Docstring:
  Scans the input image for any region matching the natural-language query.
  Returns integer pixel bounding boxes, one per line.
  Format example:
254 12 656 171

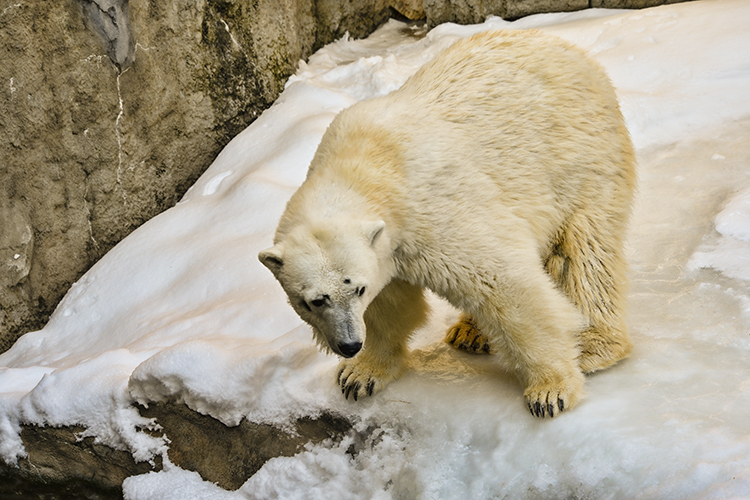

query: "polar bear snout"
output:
307 301 368 358
337 341 362 358
326 314 365 358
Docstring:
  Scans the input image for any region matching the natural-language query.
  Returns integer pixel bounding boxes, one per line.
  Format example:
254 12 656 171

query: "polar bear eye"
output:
300 300 312 312
343 279 351 285
357 286 366 297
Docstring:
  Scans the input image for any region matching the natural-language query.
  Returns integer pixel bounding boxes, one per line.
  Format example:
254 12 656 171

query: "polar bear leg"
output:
545 213 633 374
337 279 428 400
444 313 491 354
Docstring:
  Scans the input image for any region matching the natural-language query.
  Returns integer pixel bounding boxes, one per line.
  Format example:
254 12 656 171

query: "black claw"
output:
337 368 345 384
533 401 542 417
528 402 534 416
352 382 361 401
446 329 457 343
558 398 565 413
547 403 555 418
366 379 375 397
345 383 353 400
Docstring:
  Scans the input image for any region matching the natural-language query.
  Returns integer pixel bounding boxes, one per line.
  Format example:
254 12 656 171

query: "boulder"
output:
139 403 353 490
0 424 158 499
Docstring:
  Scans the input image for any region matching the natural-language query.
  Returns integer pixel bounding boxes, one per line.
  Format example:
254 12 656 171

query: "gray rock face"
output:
80 0 135 69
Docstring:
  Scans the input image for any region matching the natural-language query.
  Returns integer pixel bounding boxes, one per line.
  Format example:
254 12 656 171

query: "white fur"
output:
260 29 636 416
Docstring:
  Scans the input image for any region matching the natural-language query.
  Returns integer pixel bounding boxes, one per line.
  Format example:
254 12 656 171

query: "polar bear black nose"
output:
338 341 362 358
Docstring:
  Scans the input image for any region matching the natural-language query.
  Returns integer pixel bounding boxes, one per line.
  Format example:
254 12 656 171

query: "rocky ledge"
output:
1 402 352 498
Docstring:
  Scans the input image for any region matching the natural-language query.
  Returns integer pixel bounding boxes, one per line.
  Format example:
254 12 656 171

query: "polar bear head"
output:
259 219 392 358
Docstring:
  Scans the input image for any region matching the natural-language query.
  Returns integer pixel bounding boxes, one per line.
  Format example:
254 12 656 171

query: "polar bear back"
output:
321 30 634 246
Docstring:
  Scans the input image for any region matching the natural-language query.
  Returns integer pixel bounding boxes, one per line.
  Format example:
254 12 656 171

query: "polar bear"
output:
259 29 636 418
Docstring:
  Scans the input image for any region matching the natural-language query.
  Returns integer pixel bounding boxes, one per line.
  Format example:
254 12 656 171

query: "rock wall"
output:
0 0 685 352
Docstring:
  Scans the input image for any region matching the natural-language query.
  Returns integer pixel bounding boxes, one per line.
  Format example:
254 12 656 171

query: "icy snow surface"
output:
2 0 750 498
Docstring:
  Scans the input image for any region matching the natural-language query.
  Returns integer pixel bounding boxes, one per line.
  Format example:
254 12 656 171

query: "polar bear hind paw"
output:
445 314 491 354
578 333 633 374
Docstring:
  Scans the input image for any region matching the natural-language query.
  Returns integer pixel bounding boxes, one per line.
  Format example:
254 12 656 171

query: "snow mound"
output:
691 186 750 282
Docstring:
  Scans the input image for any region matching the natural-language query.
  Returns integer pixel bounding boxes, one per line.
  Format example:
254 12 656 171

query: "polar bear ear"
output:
365 220 386 247
258 245 284 274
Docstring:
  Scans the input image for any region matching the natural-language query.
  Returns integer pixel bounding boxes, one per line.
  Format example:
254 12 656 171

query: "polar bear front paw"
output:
336 356 403 401
524 374 584 418
445 314 492 354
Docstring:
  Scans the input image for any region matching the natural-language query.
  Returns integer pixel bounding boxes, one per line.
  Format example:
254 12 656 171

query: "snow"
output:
2 0 750 497
690 186 750 282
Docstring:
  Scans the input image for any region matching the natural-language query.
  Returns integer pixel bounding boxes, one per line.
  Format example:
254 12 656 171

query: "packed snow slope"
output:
2 0 750 498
